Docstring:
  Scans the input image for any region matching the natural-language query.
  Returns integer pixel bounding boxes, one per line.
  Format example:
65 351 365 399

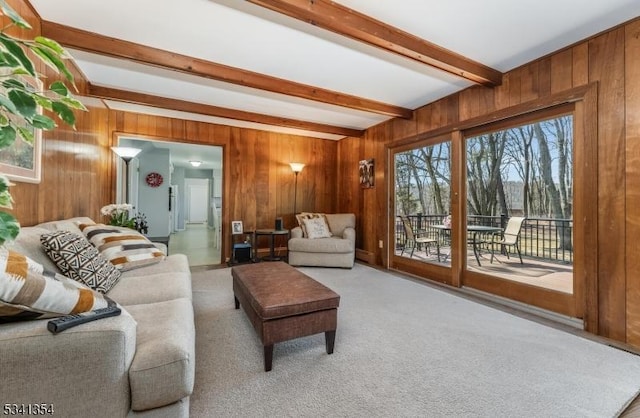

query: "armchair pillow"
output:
295 212 331 238
303 217 332 239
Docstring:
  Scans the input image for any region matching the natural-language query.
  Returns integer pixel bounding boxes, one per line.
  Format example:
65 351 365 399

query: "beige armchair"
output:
288 213 356 268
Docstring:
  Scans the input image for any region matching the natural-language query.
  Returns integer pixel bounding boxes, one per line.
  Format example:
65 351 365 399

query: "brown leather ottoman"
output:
231 261 340 371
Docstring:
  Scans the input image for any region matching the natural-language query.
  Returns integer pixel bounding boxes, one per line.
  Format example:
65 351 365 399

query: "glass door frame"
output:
387 84 598 324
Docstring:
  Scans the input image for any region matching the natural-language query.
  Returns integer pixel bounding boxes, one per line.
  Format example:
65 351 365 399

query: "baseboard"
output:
356 249 375 264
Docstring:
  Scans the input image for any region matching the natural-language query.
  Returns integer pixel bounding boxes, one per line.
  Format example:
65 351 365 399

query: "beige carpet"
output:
189 264 640 417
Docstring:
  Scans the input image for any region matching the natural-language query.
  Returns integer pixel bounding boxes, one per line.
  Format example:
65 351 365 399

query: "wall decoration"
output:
359 158 375 188
0 76 43 184
231 220 243 235
145 172 163 187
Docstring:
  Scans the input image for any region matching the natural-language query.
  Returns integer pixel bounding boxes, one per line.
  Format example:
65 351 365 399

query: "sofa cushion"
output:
40 231 121 293
78 223 165 271
288 236 354 254
126 298 195 411
119 254 190 278
303 217 332 239
36 217 95 235
108 272 192 306
0 249 113 322
7 226 61 274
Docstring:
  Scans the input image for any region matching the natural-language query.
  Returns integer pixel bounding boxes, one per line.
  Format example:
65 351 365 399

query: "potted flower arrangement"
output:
101 203 136 229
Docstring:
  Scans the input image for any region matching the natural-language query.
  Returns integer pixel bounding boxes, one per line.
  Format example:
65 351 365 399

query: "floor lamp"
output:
111 146 142 204
289 162 305 215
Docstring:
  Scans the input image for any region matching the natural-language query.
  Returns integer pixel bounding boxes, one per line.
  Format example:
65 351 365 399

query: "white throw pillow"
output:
303 217 332 239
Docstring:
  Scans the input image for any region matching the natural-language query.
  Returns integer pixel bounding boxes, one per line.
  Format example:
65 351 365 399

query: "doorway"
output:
116 136 223 267
186 178 209 223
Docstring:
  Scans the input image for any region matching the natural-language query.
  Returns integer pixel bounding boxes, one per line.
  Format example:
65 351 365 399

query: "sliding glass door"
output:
464 113 573 294
392 137 455 279
389 103 582 318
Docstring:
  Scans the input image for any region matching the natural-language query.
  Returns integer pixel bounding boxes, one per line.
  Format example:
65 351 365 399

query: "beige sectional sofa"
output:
0 217 195 417
288 213 356 268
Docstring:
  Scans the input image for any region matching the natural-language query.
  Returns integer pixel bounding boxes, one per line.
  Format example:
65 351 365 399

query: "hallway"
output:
169 223 221 267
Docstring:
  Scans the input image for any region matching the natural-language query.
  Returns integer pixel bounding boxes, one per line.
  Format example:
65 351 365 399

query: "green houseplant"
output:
0 0 86 245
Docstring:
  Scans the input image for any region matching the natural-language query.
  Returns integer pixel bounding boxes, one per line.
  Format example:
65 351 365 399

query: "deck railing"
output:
396 214 573 264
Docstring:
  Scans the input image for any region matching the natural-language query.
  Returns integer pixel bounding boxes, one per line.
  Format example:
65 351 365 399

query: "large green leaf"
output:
29 45 74 85
0 126 16 148
49 80 69 97
0 211 20 246
0 1 31 29
33 95 53 111
0 34 35 76
0 94 18 114
52 101 75 127
31 114 56 131
16 126 34 144
0 51 20 67
60 96 87 111
33 37 66 56
2 78 26 90
8 89 37 119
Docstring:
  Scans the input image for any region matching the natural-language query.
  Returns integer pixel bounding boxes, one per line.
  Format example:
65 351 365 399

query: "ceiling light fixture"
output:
190 161 202 167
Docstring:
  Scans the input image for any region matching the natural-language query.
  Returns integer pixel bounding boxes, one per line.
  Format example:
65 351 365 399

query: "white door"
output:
187 181 208 223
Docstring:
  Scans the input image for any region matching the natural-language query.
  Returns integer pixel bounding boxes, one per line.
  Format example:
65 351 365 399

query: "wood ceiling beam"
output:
42 21 412 119
88 84 364 137
246 0 503 86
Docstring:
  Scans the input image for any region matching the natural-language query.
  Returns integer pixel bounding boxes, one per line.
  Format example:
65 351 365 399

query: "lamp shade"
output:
111 147 142 161
289 162 305 173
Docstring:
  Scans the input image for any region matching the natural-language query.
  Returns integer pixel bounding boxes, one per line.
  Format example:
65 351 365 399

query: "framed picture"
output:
0 76 43 184
231 220 243 235
359 158 374 188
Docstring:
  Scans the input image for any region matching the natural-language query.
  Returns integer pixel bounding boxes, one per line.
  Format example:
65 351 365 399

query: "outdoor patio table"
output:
431 225 502 266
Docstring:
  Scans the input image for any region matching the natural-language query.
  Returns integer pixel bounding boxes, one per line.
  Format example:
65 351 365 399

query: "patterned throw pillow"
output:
302 217 333 239
78 223 165 271
295 212 331 238
0 249 114 323
40 231 121 293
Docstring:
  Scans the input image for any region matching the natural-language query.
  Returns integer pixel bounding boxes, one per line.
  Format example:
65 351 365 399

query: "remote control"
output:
47 305 122 334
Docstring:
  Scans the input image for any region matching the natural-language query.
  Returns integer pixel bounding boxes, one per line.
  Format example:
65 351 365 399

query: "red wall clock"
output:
145 172 163 187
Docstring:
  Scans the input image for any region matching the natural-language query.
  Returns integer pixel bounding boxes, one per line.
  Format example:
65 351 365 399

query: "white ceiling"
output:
30 0 640 141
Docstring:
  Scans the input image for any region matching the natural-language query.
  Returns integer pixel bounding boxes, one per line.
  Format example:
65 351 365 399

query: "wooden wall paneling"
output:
625 19 640 345
550 49 573 93
520 61 540 103
415 106 433 133
458 87 480 121
589 28 627 340
573 85 599 330
537 56 552 98
450 130 463 287
390 113 417 140
296 134 313 215
572 43 589 87
337 136 360 215
257 131 274 230
360 127 377 259
508 67 523 107
375 124 390 266
493 72 510 111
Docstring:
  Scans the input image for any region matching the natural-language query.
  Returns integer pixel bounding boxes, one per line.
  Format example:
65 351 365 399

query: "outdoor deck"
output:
395 246 573 294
